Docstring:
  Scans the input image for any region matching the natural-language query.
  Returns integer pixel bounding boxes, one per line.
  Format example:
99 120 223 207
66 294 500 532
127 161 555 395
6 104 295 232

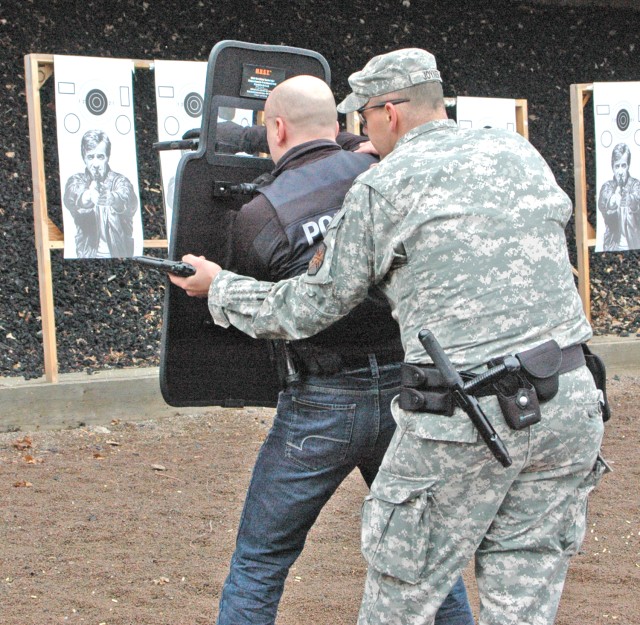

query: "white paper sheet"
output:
456 96 517 132
154 60 207 241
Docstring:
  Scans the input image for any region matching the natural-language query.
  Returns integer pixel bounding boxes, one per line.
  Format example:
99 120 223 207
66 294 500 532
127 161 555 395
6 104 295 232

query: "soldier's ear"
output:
385 103 399 131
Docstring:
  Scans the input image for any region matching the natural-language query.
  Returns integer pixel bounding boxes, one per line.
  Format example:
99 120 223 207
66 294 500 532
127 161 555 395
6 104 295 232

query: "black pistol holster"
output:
268 340 302 387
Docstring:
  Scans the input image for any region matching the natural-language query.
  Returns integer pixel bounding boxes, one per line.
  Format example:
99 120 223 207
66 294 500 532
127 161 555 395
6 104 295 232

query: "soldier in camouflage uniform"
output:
170 48 609 625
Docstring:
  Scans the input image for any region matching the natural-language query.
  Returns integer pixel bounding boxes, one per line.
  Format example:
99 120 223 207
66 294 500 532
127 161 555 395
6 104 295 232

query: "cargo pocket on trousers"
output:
361 475 433 584
561 454 611 556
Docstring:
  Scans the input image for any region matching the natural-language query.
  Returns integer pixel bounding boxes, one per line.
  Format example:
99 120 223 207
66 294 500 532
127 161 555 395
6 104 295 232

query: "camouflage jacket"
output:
209 119 591 370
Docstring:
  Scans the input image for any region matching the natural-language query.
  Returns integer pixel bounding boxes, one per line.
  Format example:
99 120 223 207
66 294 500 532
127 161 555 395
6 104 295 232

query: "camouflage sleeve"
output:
208 182 398 340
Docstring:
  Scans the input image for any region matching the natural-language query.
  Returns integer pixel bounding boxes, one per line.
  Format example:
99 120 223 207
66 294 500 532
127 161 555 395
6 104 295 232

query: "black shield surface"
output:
160 41 331 407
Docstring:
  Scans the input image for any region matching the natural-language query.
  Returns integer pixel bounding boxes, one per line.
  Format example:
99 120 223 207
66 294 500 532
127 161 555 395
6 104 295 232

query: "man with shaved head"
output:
202 75 473 625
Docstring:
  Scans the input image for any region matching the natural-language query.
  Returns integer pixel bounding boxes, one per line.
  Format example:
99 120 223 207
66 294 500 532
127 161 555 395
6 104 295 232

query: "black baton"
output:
418 330 513 468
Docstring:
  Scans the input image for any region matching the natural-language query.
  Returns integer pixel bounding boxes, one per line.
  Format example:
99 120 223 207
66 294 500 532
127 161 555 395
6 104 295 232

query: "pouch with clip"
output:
516 340 562 402
493 372 542 430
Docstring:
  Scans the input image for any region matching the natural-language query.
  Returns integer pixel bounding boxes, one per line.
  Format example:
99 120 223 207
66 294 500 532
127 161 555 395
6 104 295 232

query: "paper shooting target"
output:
55 65 135 139
155 62 207 139
154 60 208 241
455 96 517 132
594 90 640 150
593 82 640 253
54 55 142 259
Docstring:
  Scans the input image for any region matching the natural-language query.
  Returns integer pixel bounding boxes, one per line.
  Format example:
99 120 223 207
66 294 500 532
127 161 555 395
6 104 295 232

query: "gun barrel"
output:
133 256 196 277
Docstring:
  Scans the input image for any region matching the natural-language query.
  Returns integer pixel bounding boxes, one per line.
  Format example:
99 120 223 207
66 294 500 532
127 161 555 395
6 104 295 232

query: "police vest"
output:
260 149 375 277
260 148 404 372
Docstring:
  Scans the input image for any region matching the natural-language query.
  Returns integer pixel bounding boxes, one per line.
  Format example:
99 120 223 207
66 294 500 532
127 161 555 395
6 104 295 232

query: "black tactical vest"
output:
260 149 404 373
260 149 374 277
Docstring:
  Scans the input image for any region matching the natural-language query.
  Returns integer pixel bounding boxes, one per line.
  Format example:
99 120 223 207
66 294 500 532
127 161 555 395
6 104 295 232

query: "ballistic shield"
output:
160 40 331 407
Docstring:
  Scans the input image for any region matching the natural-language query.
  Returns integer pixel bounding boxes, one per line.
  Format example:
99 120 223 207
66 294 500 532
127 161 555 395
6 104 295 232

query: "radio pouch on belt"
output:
493 373 541 431
490 339 564 431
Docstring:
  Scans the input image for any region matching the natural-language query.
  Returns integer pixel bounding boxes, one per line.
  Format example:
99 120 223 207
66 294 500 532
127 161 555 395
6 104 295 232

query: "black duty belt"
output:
284 340 401 378
339 351 400 371
400 341 586 415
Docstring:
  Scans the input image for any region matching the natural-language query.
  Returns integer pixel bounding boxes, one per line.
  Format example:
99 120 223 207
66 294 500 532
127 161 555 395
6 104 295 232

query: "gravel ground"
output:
1 375 639 625
1 0 639 379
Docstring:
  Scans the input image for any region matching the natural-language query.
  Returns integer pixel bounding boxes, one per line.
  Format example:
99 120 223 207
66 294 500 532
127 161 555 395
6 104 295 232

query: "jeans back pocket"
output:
285 397 356 471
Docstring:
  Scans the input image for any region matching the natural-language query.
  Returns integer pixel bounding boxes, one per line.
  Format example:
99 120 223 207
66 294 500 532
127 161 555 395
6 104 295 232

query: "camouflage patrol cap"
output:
337 48 442 114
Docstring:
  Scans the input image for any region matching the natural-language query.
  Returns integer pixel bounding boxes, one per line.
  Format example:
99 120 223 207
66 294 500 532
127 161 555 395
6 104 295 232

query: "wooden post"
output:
25 54 58 382
345 111 360 135
24 53 168 382
515 99 529 140
570 83 596 321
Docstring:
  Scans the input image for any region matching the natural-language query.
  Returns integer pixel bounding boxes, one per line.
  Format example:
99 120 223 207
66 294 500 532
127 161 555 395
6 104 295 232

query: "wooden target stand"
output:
570 83 599 322
25 51 529 383
25 54 167 382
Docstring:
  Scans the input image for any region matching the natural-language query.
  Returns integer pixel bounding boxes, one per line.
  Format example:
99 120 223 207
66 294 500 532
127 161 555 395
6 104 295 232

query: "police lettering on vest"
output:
302 214 333 246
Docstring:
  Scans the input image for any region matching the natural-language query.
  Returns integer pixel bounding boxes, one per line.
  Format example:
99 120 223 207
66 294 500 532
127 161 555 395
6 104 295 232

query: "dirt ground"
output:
1 375 639 625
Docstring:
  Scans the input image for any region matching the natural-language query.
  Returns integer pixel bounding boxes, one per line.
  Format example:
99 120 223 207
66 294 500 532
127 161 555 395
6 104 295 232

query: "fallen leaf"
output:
13 436 32 450
151 464 167 471
14 481 32 488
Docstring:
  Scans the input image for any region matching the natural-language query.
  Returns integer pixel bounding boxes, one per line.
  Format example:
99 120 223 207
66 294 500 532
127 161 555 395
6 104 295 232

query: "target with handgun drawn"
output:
593 82 640 252
54 55 143 259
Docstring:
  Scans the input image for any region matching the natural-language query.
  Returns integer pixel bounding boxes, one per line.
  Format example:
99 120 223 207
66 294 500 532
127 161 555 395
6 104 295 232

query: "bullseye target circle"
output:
184 92 204 118
85 88 108 116
616 108 630 132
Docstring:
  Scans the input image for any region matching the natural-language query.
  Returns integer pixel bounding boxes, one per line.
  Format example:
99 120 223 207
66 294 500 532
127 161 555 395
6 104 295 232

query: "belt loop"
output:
368 353 380 379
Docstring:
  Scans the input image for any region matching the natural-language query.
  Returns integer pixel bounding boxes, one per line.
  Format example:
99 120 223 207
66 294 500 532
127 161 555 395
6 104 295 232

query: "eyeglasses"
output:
357 98 411 128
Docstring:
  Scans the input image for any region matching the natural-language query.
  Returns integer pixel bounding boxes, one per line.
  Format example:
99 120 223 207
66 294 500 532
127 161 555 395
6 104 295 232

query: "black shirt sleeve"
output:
228 195 286 282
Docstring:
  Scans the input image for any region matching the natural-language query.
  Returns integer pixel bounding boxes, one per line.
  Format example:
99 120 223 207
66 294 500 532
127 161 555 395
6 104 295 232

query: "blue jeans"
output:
216 356 474 625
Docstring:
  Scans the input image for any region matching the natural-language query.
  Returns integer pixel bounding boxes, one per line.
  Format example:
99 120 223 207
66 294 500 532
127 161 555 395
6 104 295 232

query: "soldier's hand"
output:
354 140 379 156
168 254 222 297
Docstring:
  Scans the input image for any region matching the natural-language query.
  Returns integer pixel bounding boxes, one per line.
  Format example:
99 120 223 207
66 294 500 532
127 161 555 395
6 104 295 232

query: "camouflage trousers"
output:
357 366 609 625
